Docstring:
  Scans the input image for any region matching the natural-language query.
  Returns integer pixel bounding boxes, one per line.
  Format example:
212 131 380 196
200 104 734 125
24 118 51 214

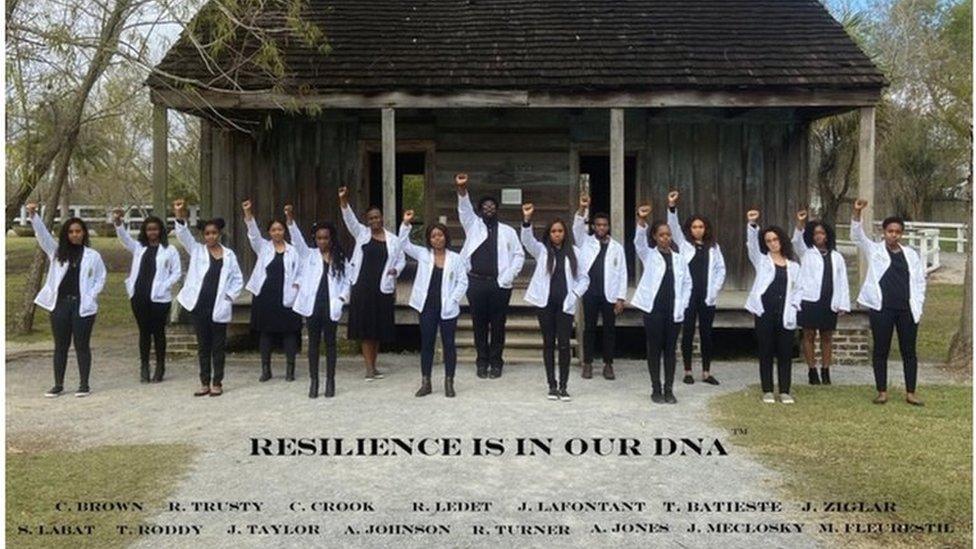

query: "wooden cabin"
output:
149 0 886 363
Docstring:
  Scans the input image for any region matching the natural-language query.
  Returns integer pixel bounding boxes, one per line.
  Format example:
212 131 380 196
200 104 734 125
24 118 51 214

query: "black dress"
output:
193 254 222 318
250 251 303 333
798 250 838 331
348 238 395 342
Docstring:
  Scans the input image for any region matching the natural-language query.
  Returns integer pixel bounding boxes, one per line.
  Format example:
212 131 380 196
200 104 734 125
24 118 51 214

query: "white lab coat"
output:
244 217 300 307
398 224 469 320
174 220 244 323
30 213 106 317
744 223 803 329
341 204 405 294
520 226 589 315
667 207 727 306
115 223 182 303
791 228 851 314
457 193 525 288
850 219 926 323
630 225 692 321
288 221 350 322
572 211 629 303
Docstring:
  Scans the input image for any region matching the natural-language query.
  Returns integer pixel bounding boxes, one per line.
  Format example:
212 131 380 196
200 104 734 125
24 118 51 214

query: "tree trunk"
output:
14 0 132 334
947 179 972 369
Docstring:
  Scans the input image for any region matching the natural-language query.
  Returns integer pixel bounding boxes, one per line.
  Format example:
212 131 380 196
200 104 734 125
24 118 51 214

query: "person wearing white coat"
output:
242 200 303 383
745 211 803 404
521 204 589 401
792 210 851 386
173 200 244 397
338 186 406 380
286 207 350 399
573 194 628 381
27 204 107 398
455 173 526 379
399 210 469 398
850 199 926 406
666 190 727 386
632 205 692 405
113 212 182 383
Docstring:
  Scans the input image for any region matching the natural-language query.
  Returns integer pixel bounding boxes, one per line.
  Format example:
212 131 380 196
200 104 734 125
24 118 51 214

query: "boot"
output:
139 362 150 383
324 361 336 397
151 363 165 383
445 377 456 398
286 361 296 382
415 376 432 397
259 362 272 382
581 363 593 379
820 367 831 385
808 367 821 385
602 363 615 380
308 378 319 398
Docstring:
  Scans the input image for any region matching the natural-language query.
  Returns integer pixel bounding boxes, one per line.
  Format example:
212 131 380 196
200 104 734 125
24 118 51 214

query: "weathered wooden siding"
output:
203 108 808 289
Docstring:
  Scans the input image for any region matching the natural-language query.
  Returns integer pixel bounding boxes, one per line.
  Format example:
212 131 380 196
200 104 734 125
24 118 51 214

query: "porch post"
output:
610 108 625 238
152 104 169 219
382 108 397 230
857 106 876 283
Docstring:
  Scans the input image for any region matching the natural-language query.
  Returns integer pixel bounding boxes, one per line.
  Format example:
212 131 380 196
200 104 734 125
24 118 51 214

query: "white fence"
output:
836 221 965 274
14 204 199 234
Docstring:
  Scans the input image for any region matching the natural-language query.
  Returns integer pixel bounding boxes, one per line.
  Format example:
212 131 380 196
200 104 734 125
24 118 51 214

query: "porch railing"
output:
15 204 199 234
836 223 946 274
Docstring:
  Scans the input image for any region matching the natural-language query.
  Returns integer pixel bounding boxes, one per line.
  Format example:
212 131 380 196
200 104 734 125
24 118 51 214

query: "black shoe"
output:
308 379 319 398
74 386 91 398
820 368 831 385
476 366 489 379
286 363 296 382
259 367 272 382
140 363 150 383
682 374 694 384
651 390 664 404
547 387 559 400
324 378 335 398
445 377 456 398
415 376 432 397
152 366 165 383
558 388 571 402
808 368 821 385
488 367 502 379
44 386 63 398
664 391 678 404
702 375 720 385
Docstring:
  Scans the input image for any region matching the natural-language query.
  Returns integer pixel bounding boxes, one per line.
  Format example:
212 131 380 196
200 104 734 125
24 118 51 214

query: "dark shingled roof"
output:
149 0 887 94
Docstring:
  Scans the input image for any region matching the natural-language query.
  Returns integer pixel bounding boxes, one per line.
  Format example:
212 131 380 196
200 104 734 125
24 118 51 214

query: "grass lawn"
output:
711 384 972 548
913 284 965 363
6 444 195 549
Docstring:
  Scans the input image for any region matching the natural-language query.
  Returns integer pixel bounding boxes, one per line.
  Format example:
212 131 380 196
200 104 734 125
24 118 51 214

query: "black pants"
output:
50 296 95 389
869 308 919 392
259 332 299 370
131 297 170 376
682 300 716 372
582 292 616 366
419 306 458 378
307 307 338 382
192 311 227 385
467 276 512 371
643 311 679 393
538 304 574 389
755 314 794 394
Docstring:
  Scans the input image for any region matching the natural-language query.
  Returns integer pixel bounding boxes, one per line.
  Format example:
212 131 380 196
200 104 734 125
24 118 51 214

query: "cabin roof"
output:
149 0 886 107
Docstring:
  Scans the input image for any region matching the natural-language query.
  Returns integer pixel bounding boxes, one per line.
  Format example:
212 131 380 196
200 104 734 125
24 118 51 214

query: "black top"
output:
57 258 81 299
652 250 675 314
134 245 158 301
761 264 788 316
470 217 499 277
315 259 331 310
424 265 444 313
358 238 389 289
194 253 223 315
586 240 608 299
818 249 834 303
689 243 708 302
880 248 911 311
547 246 568 308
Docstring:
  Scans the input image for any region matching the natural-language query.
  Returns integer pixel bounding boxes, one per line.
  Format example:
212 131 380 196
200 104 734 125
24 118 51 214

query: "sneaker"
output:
558 388 571 402
702 375 720 386
547 387 559 401
44 386 63 398
74 387 91 398
780 393 795 404
820 368 831 385
808 368 821 385
682 374 694 384
762 392 776 404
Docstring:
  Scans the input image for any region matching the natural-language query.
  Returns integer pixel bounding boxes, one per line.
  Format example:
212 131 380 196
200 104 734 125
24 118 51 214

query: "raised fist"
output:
402 209 415 224
284 204 294 218
796 210 808 222
579 195 590 209
25 202 37 217
522 203 535 219
241 199 252 212
747 210 760 223
111 208 124 226
853 199 868 212
338 186 348 199
668 191 679 207
454 173 468 187
636 204 652 219
172 199 185 215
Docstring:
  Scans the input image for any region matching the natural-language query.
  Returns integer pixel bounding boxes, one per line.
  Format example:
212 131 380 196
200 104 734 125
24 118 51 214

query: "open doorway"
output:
579 154 637 278
367 152 427 226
